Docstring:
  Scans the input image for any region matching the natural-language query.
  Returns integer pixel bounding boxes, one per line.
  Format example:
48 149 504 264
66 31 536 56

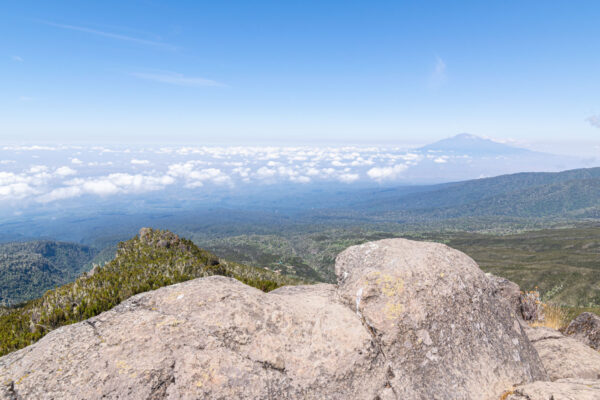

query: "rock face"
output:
0 238 546 399
507 379 600 400
486 274 523 318
486 274 544 323
335 239 546 399
524 325 600 381
565 312 600 350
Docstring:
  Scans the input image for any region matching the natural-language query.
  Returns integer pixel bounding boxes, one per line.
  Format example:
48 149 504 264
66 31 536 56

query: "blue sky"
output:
2 1 600 151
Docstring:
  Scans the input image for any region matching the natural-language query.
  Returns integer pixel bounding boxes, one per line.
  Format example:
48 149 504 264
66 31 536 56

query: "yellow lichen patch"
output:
364 271 405 320
115 360 131 375
384 302 404 320
365 271 404 298
156 318 185 328
115 360 139 378
165 291 184 302
195 366 224 389
15 372 31 385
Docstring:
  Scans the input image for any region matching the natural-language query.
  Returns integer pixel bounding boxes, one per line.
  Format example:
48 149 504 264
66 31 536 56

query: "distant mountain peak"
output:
419 134 532 156
453 133 480 140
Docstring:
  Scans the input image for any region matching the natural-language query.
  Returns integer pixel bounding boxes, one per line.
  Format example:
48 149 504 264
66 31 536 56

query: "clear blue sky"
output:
2 1 600 150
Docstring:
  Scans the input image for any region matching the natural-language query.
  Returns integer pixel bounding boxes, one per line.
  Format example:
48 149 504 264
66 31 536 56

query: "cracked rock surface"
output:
0 238 547 399
524 325 600 381
566 311 600 350
506 379 600 400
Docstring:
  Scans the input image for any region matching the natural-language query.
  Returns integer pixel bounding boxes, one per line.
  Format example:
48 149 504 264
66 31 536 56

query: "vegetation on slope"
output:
0 228 304 356
195 224 600 307
0 241 97 306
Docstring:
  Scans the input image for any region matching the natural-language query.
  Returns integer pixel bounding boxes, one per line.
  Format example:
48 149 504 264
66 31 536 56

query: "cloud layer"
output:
0 144 476 205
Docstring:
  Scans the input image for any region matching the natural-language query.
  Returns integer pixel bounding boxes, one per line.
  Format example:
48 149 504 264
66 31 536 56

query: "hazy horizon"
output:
2 1 600 152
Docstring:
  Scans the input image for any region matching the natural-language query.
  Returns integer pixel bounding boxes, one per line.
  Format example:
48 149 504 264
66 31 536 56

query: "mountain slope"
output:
0 228 304 356
0 241 97 306
419 133 532 155
347 167 600 220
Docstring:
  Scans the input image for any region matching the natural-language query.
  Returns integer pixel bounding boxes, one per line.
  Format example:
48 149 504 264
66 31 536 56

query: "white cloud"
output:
0 144 444 203
132 72 223 88
291 175 311 184
256 167 277 179
39 173 175 203
28 165 48 174
338 173 359 183
433 156 448 164
0 182 37 199
39 186 83 202
42 21 174 49
167 162 231 187
587 114 600 129
429 56 447 88
55 166 77 176
2 145 57 151
11 55 24 62
367 164 408 182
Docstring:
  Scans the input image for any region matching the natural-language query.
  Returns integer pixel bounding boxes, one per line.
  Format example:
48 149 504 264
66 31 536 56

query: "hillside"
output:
194 225 600 307
0 228 303 356
0 241 97 306
347 167 600 219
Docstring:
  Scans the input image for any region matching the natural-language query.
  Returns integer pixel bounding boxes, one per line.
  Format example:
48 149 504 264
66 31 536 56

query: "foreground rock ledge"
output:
0 239 546 399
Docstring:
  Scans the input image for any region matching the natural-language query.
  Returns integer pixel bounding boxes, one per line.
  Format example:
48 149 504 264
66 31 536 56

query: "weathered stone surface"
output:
506 378 600 400
487 273 522 319
0 278 385 400
525 325 600 381
0 238 548 399
486 274 544 323
520 291 544 322
565 312 600 350
335 239 546 399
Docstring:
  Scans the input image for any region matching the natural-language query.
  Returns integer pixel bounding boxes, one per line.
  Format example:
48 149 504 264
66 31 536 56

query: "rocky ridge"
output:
0 237 599 399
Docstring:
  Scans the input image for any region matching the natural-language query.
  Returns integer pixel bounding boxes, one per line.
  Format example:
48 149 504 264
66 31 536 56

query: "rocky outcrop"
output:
565 311 600 350
524 325 600 381
486 274 544 322
0 238 547 399
507 379 600 400
335 239 546 399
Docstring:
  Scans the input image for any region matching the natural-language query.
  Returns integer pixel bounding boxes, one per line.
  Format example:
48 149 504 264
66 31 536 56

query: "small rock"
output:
565 312 600 350
520 291 544 322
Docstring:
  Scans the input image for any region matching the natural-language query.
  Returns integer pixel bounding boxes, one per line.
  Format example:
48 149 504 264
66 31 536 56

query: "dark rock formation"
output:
486 274 544 322
565 311 600 350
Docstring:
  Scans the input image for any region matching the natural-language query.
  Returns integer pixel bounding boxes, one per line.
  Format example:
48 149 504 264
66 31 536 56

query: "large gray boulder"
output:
507 379 600 400
0 238 547 399
335 239 546 399
0 278 385 400
565 312 600 350
525 325 600 381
